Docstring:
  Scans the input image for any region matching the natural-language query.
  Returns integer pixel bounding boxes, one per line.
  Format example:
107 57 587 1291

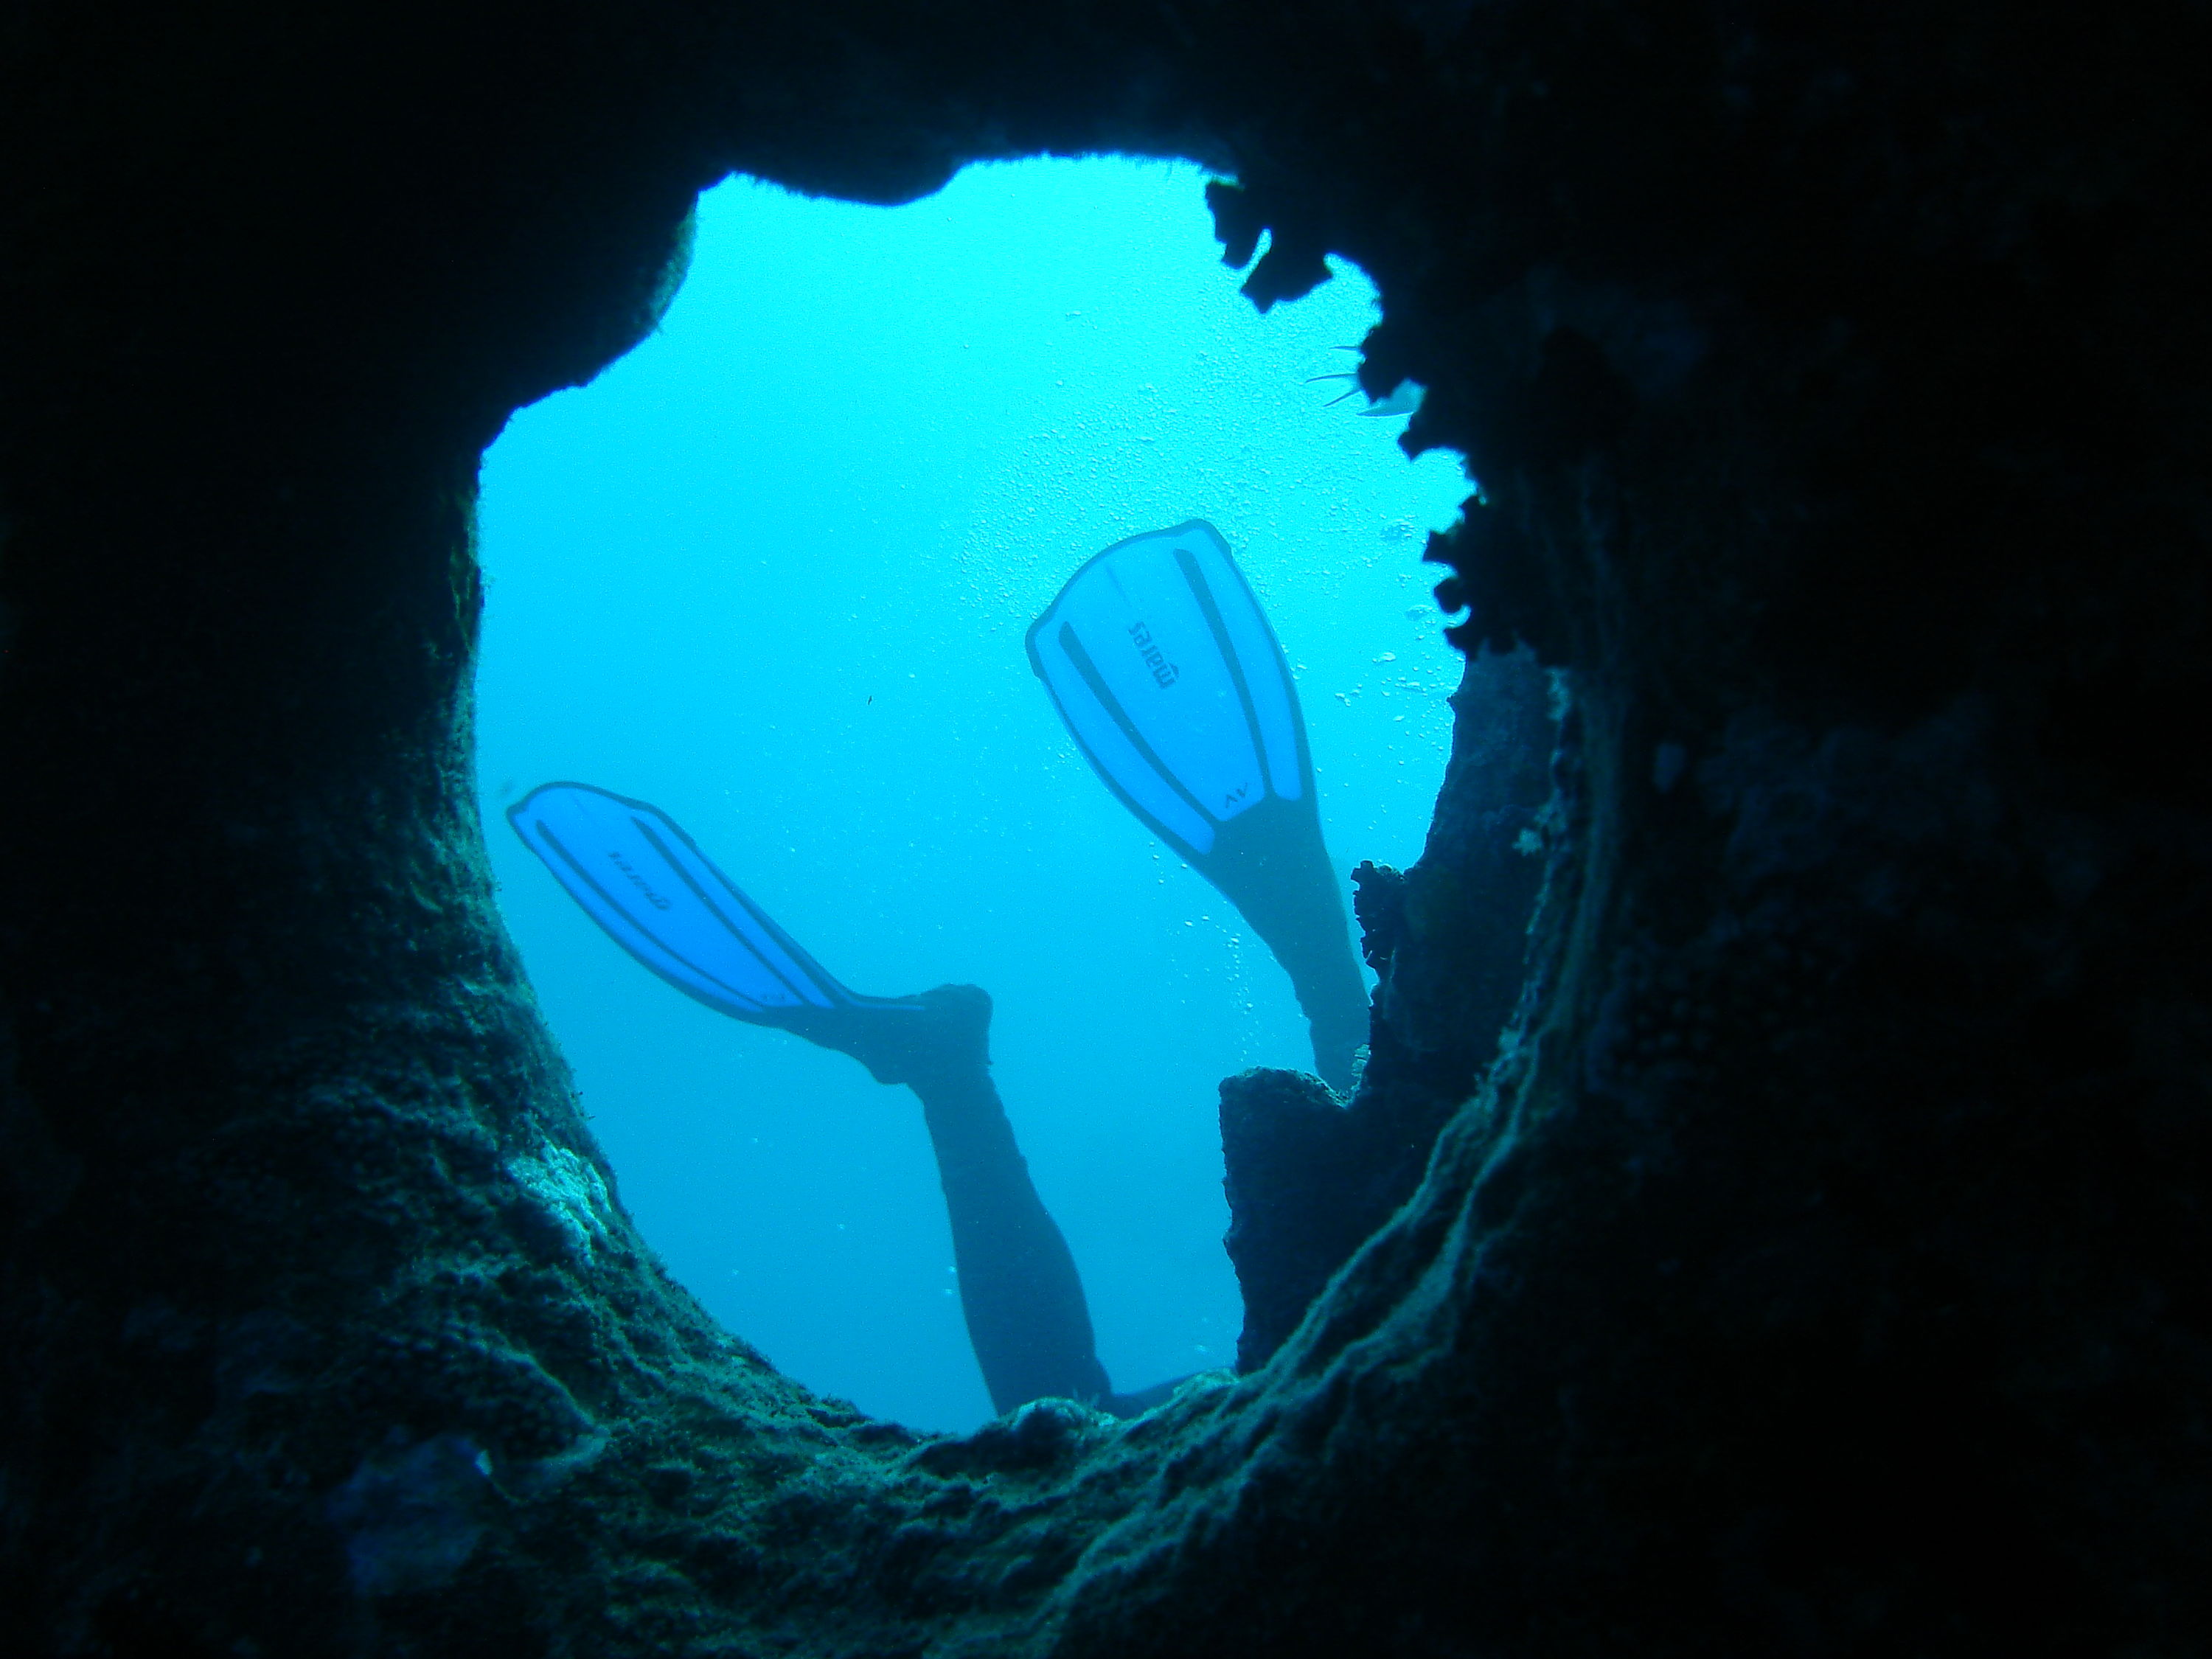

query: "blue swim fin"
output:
507 782 930 1082
1026 522 1368 1092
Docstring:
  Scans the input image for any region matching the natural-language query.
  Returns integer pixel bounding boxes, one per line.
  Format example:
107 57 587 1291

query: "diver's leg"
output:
896 985 1112 1416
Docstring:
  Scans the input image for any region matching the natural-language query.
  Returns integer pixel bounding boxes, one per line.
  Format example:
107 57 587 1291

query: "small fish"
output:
1307 351 1427 417
1359 379 1426 417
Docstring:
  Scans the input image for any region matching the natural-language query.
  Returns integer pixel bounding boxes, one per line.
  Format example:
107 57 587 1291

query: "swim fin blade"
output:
507 782 931 1082
1026 521 1368 1092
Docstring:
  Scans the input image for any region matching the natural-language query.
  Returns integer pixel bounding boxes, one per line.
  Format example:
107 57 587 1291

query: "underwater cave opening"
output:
473 155 1475 1432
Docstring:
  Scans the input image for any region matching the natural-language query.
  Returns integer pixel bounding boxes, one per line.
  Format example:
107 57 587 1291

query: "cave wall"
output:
1221 641 1557 1372
3 1 2208 1654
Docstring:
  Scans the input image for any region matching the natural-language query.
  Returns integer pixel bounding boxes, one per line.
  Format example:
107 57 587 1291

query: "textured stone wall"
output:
1221 642 1555 1371
3 1 2207 1654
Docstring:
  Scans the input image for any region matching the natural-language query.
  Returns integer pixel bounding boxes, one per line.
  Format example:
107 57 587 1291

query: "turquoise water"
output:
475 158 1472 1431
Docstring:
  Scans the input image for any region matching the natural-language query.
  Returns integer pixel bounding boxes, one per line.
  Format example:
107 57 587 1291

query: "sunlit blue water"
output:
475 158 1472 1432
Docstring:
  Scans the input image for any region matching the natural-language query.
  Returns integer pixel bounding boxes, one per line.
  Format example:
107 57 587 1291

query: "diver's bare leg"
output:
896 985 1111 1416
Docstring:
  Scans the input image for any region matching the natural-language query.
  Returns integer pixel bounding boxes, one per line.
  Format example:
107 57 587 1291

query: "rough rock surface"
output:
2 1 2208 1655
1220 643 1554 1371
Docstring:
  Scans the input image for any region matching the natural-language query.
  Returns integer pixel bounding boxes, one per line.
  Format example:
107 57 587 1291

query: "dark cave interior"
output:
2 1 2209 1654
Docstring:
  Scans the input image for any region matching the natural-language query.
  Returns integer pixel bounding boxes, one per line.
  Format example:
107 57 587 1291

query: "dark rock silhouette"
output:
4 1 2208 1654
1221 642 1554 1371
